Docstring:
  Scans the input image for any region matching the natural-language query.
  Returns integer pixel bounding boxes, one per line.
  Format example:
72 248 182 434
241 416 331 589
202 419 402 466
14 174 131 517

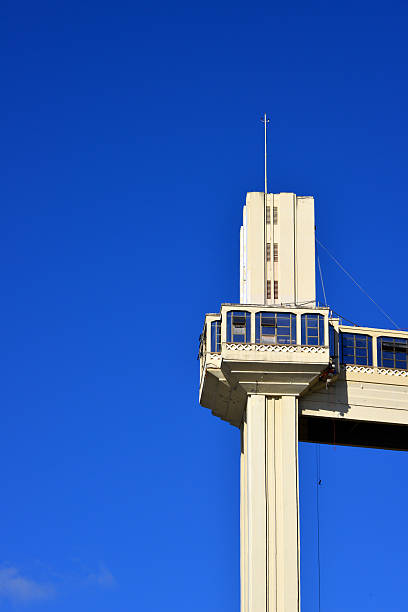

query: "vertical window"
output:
266 206 270 223
329 324 337 359
266 280 271 299
273 206 278 224
211 320 221 352
301 314 325 346
266 243 271 261
255 312 297 345
274 281 278 299
377 337 408 369
340 332 373 366
227 311 251 343
273 243 278 262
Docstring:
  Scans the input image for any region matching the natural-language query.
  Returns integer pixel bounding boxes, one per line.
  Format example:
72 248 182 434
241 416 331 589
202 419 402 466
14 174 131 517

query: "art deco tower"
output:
199 135 408 612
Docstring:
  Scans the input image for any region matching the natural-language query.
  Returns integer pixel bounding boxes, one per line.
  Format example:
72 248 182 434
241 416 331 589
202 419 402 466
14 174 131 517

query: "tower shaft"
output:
241 395 300 612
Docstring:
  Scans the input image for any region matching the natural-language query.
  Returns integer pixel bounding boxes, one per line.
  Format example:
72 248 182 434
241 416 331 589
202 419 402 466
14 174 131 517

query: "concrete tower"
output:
199 189 408 612
240 192 315 306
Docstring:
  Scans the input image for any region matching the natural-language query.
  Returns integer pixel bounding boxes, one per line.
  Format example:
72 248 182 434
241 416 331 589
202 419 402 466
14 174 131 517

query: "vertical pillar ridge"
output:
242 394 300 612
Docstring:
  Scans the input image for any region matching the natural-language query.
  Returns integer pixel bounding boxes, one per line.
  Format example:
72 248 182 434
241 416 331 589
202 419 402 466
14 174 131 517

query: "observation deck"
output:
199 304 408 440
199 304 331 427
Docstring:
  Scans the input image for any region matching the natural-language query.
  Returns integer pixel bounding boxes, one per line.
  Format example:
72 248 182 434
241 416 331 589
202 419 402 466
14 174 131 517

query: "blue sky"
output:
2 1 408 610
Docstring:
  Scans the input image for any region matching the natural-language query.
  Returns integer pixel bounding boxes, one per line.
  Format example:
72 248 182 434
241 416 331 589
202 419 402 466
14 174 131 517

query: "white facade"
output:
240 192 316 306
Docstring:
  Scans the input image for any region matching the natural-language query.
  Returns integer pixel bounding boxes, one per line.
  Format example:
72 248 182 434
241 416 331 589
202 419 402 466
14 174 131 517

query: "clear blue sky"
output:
2 1 408 610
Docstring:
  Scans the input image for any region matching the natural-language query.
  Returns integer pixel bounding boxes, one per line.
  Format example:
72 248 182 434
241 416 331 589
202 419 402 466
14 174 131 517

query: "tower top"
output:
240 192 316 306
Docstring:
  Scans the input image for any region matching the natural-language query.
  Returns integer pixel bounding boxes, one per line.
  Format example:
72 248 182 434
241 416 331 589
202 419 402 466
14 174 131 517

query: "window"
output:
273 243 278 262
377 337 408 369
273 206 278 224
227 311 251 343
266 206 270 223
255 312 296 345
301 314 325 346
211 320 221 352
340 332 372 366
266 243 271 261
274 281 278 299
266 280 271 299
329 324 337 359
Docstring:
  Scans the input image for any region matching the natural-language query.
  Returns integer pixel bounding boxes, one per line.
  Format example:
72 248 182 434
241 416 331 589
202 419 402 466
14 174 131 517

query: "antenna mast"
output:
261 114 270 303
261 113 269 194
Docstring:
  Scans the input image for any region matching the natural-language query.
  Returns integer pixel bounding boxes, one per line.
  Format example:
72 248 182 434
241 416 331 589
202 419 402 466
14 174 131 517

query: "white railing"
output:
223 342 328 354
344 365 408 378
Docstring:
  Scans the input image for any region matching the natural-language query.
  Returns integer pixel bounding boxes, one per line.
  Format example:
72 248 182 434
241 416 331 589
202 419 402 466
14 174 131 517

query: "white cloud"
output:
87 565 116 589
0 567 54 603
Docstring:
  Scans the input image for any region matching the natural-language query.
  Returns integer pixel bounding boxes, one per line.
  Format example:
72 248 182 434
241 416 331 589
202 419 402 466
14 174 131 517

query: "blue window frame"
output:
301 314 325 346
329 324 337 359
377 337 408 370
227 311 251 343
255 312 296 345
340 332 373 366
211 320 221 352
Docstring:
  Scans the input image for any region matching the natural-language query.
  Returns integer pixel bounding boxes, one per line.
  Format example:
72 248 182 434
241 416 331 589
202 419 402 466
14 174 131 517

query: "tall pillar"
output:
241 395 300 612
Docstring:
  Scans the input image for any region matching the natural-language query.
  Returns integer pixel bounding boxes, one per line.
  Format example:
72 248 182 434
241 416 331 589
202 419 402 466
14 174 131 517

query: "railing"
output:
223 342 328 354
343 365 408 377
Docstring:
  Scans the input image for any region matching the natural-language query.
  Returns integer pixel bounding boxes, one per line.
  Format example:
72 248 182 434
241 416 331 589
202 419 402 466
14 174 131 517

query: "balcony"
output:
199 304 331 426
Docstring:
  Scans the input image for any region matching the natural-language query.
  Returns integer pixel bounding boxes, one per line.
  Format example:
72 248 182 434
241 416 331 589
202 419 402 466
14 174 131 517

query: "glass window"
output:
340 332 372 366
227 311 251 343
377 337 408 369
329 324 337 359
301 314 325 346
211 320 221 352
255 312 296 345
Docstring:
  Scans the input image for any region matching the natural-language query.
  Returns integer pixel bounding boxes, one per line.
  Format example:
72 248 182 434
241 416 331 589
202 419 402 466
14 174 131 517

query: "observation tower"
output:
198 122 408 612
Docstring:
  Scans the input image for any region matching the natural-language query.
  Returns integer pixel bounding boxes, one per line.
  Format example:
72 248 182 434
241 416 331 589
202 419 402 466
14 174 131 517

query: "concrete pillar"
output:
241 394 300 612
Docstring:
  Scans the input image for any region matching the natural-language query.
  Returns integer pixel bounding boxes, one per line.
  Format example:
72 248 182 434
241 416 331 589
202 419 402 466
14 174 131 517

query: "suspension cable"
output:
316 237 400 330
316 240 327 306
316 443 321 612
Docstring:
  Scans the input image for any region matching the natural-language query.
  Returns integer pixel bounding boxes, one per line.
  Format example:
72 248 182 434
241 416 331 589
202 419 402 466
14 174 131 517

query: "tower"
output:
240 192 315 306
199 185 408 611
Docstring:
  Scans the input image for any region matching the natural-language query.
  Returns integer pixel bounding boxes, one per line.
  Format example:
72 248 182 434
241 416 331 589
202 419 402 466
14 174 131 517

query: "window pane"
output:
356 355 368 365
343 355 355 364
379 336 408 369
262 327 276 335
383 359 394 367
211 321 221 352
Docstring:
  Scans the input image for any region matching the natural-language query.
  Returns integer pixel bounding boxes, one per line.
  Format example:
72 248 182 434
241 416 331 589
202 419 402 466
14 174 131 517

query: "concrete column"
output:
242 394 300 612
240 421 248 612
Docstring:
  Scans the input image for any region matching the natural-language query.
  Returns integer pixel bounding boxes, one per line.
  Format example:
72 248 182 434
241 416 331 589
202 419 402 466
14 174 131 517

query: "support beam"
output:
241 395 300 612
